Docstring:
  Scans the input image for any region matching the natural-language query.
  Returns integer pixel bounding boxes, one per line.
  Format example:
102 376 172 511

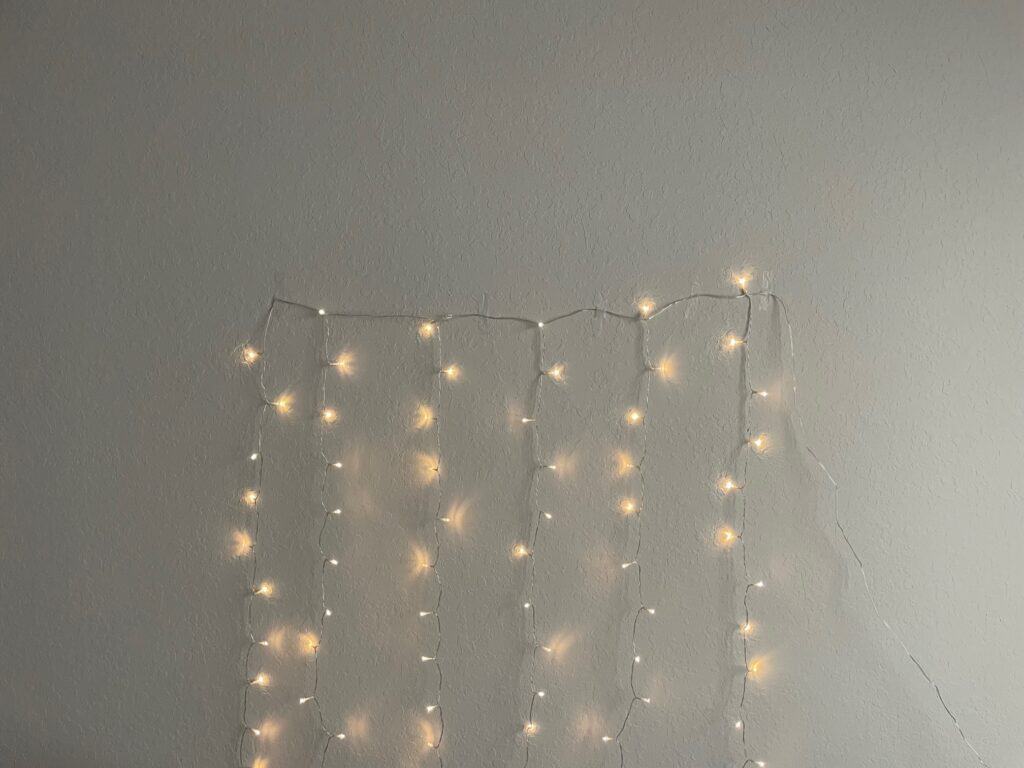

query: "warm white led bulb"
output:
426 704 437 712
634 655 641 663
602 735 613 742
524 721 538 736
332 461 343 468
336 733 346 740
735 720 743 730
536 690 545 697
546 364 565 382
251 727 261 736
542 512 553 519
332 508 341 515
753 389 769 399
537 321 544 328
754 580 765 588
299 696 313 704
640 696 651 703
749 434 768 453
321 407 338 424
637 298 656 318
646 607 655 615
318 308 326 316
442 364 460 381
521 417 535 423
251 672 269 687
718 476 739 494
523 602 531 609
420 611 432 617
241 346 261 365
513 543 530 559
249 452 259 461
328 558 339 566
419 321 436 339
324 608 332 616
722 333 744 351
621 560 637 569
243 489 260 507
625 408 644 425
421 655 435 662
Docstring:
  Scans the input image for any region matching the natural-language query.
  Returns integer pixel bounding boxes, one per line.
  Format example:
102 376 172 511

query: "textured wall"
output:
1 1 1022 767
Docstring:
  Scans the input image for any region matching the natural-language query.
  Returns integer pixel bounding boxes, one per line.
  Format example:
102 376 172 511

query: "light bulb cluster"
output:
231 275 990 768
517 320 559 768
601 298 658 760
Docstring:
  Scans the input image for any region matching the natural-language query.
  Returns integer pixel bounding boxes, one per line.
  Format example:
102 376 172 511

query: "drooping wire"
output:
759 291 991 768
607 315 657 768
237 301 278 768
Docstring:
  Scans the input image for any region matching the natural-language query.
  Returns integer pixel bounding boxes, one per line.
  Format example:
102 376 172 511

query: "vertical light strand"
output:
605 312 656 766
519 322 554 766
302 313 348 763
422 317 449 767
730 290 766 768
237 304 277 768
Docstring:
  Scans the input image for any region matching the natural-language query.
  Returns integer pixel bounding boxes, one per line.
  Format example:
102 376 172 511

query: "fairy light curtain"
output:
233 273 987 768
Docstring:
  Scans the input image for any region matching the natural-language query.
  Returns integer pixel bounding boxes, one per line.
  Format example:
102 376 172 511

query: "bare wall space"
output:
1 1 1022 767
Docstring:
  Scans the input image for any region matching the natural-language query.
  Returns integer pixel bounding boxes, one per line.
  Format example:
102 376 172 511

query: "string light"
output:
604 301 658 768
320 406 338 424
419 315 450 767
242 489 259 507
748 434 768 454
517 318 560 768
237 290 992 768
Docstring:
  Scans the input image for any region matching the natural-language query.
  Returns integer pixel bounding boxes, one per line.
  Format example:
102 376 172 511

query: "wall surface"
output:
2 2 1022 767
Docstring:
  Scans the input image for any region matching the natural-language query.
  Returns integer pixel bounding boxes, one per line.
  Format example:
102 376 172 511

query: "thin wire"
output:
608 316 657 768
424 318 448 768
762 291 991 768
520 324 552 767
237 301 277 768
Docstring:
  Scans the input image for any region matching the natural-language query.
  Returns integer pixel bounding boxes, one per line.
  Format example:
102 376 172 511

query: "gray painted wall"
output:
2 2 1021 767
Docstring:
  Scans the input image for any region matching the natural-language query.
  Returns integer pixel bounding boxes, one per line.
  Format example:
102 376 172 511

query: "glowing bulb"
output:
321 407 338 424
332 461 343 468
753 389 769 399
419 611 433 617
740 621 754 636
419 322 436 339
513 544 530 559
243 489 259 507
722 333 744 351
749 434 768 453
273 393 293 415
732 272 752 292
754 580 765 588
249 452 259 461
637 298 656 318
421 656 435 662
328 558 338 566
646 607 655 615
442 364 460 381
541 645 553 654
718 476 739 494
336 733 346 740
251 672 269 687
634 655 641 663
620 498 638 515
640 697 651 703
748 660 761 676
254 582 273 597
258 640 269 647
537 321 544 328
324 608 332 617
546 364 565 382
756 762 765 767
251 727 262 736
602 736 613 743
521 417 535 424
542 512 553 519
317 308 326 316
716 526 738 548
523 602 531 609
621 560 637 569
332 508 341 515
331 352 355 375
536 690 545 697
524 722 538 736
735 720 743 730
426 704 437 712
415 404 436 430
242 346 261 365
299 697 313 704
625 408 644 425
